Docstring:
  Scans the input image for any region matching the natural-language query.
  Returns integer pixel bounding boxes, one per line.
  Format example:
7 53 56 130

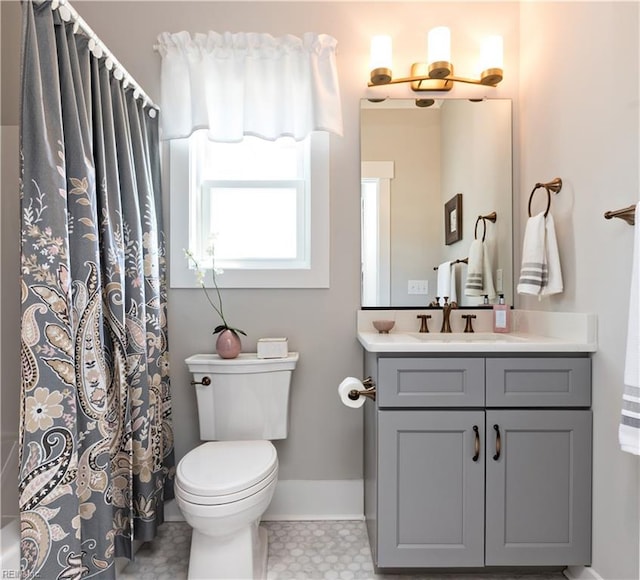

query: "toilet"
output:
178 352 299 580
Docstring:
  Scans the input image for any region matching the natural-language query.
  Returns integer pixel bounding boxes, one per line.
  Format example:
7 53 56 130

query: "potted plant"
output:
184 249 246 359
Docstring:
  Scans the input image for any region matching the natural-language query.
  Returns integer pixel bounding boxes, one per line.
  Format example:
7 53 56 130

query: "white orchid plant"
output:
184 248 246 338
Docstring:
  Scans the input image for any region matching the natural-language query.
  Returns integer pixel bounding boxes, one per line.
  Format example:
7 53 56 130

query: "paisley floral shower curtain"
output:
19 1 174 578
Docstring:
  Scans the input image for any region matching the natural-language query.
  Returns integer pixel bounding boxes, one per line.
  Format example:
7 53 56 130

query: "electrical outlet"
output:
496 269 503 292
408 280 429 295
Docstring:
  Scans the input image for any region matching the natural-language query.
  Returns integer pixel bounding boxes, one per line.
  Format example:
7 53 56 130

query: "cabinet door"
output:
377 410 485 568
485 410 592 566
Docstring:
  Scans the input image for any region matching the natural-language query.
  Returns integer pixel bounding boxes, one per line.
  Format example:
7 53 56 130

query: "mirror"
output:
361 98 513 308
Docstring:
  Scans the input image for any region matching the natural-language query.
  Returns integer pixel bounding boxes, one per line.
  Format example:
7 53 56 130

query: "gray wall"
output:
1 2 638 579
518 4 639 580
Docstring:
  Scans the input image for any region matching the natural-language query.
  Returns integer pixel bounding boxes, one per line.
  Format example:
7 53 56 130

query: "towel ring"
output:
474 217 487 242
474 211 497 242
528 178 563 217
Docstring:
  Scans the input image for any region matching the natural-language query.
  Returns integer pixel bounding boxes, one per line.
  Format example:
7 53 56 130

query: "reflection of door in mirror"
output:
360 99 513 308
361 162 393 306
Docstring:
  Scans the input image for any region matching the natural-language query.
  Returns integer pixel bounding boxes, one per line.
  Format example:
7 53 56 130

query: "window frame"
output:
169 132 330 289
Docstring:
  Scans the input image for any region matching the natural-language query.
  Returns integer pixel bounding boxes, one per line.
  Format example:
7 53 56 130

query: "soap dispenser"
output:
493 293 510 333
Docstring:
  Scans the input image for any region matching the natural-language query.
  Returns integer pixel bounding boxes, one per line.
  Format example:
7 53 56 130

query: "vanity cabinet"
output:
364 353 592 571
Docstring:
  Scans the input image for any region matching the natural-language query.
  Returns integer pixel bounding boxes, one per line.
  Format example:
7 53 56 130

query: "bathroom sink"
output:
406 332 527 343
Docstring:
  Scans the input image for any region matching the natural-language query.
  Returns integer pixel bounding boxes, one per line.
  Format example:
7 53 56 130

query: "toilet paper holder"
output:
348 377 376 402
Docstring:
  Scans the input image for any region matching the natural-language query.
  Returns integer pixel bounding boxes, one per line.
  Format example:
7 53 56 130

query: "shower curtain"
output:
19 2 174 578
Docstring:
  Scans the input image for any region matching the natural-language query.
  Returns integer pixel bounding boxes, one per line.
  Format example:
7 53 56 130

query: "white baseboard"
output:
164 479 364 522
264 479 364 521
164 498 184 522
564 566 605 580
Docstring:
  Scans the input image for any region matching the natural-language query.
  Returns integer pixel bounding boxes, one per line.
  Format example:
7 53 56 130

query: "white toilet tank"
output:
185 353 299 441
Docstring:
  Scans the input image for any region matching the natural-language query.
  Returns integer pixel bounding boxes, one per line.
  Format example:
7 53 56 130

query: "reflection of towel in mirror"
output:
437 261 457 306
517 212 563 297
465 240 497 299
449 264 457 305
465 240 484 295
482 247 497 299
619 202 640 455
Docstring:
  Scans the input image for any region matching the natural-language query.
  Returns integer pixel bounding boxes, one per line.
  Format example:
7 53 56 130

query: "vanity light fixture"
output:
369 28 504 92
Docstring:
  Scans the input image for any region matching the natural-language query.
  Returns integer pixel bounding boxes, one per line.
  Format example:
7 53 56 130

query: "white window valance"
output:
156 31 343 142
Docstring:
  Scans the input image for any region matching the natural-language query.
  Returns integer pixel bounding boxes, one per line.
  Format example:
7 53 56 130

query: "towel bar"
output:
528 177 562 217
604 204 636 226
433 257 468 271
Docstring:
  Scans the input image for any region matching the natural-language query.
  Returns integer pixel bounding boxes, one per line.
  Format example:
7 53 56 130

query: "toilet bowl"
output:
181 353 298 580
175 440 278 579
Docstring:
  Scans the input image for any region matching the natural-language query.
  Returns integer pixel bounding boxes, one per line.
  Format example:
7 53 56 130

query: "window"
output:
170 131 329 288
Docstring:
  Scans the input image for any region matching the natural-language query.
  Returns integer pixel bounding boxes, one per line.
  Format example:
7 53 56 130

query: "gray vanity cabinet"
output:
364 353 592 571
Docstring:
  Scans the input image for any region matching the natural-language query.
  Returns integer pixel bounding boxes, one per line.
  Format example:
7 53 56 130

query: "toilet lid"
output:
177 440 277 497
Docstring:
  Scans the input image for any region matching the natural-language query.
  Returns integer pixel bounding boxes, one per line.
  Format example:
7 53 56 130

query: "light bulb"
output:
370 35 392 85
479 35 503 85
427 27 451 79
480 35 503 71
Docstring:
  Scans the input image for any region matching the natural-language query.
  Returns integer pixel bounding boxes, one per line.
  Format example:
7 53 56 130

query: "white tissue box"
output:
257 338 289 359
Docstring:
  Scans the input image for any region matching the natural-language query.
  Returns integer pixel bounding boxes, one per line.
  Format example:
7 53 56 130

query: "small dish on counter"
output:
372 320 395 334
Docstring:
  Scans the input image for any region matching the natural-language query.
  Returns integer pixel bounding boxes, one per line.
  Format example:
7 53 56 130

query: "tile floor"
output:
118 520 568 580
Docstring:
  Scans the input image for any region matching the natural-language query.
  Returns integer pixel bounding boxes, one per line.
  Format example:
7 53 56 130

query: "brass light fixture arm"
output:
369 63 503 92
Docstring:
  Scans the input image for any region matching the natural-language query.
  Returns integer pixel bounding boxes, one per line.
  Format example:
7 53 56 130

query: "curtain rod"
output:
51 0 158 113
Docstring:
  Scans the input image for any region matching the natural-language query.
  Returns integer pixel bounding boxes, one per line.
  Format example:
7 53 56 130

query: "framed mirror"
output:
361 98 513 308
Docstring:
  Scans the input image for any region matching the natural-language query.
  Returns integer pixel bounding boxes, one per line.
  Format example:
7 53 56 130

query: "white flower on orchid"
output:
183 248 245 338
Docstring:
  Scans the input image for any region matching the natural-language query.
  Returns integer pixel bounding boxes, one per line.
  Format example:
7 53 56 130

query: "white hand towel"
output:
465 240 484 296
540 213 563 296
482 245 497 300
517 212 546 295
437 261 452 306
619 202 640 455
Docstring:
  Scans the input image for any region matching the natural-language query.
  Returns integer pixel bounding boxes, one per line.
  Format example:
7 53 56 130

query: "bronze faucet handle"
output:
462 314 477 333
417 314 432 333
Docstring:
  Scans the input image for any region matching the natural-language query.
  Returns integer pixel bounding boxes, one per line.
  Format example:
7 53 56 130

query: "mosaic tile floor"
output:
118 520 568 580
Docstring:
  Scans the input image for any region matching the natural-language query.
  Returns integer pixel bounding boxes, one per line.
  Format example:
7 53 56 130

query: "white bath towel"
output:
517 212 563 297
437 262 455 306
465 240 497 299
619 202 640 455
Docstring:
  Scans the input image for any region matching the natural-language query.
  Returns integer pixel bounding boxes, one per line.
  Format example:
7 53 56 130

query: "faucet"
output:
440 298 457 333
417 314 432 333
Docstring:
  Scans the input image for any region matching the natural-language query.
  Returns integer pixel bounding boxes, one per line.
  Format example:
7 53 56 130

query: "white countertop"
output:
357 310 597 353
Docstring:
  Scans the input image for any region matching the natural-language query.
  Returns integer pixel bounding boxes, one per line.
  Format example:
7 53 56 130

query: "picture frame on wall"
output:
444 193 463 245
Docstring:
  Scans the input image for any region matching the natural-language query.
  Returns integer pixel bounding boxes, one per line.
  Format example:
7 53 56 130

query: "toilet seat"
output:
176 440 278 506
